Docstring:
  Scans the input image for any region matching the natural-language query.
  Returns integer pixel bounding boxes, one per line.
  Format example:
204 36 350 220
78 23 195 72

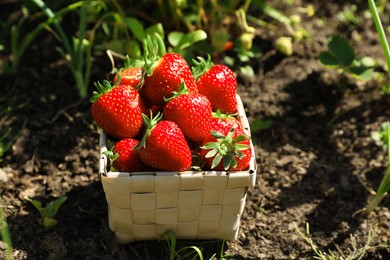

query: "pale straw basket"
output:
99 94 257 244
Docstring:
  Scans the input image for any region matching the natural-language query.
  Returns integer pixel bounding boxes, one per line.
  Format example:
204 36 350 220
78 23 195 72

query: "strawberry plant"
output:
107 14 207 63
337 4 361 27
319 35 375 81
249 0 312 54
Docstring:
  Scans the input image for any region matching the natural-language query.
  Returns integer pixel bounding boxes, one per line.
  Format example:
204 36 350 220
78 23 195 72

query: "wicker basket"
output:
99 95 257 244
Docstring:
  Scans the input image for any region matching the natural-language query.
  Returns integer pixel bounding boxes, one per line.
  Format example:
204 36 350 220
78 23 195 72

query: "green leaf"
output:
201 142 219 150
28 199 43 213
210 131 226 139
233 134 248 143
205 149 218 158
211 153 223 169
172 30 207 53
43 217 58 229
319 51 340 66
235 150 246 160
42 196 67 218
328 35 355 67
239 65 255 77
124 17 145 41
168 32 184 47
145 23 164 38
223 153 234 170
349 66 373 80
235 143 250 151
250 118 273 132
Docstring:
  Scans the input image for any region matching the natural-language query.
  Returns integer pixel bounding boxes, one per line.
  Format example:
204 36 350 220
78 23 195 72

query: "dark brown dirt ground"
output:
1 0 390 259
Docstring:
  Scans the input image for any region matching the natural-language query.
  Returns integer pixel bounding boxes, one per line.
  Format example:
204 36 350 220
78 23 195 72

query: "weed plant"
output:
295 222 388 260
26 196 67 229
0 201 12 260
31 0 92 99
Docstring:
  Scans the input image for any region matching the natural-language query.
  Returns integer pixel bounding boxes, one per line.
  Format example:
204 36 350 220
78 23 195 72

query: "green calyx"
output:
89 80 114 103
192 54 214 80
103 139 119 171
135 111 164 150
164 81 189 102
143 34 166 77
201 128 250 170
212 109 238 119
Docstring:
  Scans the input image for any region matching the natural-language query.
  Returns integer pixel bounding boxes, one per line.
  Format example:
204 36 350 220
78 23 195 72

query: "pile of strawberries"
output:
90 39 252 173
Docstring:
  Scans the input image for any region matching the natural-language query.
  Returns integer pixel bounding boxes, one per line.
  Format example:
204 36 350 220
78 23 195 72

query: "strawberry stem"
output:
89 80 114 103
143 34 166 76
192 54 214 80
135 111 164 150
212 109 238 118
163 81 189 102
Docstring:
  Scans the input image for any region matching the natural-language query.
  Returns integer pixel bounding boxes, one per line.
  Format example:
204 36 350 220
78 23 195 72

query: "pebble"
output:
0 168 8 182
0 241 7 250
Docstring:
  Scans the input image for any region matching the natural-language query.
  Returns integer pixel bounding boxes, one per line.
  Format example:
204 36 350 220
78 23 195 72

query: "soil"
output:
1 0 390 259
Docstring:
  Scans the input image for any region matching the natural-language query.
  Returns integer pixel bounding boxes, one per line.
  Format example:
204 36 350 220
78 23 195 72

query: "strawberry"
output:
141 38 197 106
90 80 147 139
200 125 251 171
113 67 143 88
193 56 237 114
209 110 244 137
137 112 192 171
109 138 146 172
163 83 213 142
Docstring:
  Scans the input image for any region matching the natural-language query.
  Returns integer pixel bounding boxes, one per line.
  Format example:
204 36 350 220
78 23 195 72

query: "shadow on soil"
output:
256 70 390 249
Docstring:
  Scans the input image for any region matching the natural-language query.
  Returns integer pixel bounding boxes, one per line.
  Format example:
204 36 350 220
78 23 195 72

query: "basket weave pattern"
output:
99 95 256 244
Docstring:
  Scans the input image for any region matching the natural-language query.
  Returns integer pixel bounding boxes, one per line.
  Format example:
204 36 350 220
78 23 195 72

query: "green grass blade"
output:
31 0 73 55
368 0 390 80
0 202 13 260
365 121 390 215
251 0 290 24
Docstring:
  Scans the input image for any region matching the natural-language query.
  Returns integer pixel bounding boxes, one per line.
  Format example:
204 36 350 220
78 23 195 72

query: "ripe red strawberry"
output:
113 67 143 88
209 111 244 137
200 126 251 171
141 52 197 107
137 113 192 171
163 83 213 142
193 56 237 114
110 138 146 172
90 80 148 139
